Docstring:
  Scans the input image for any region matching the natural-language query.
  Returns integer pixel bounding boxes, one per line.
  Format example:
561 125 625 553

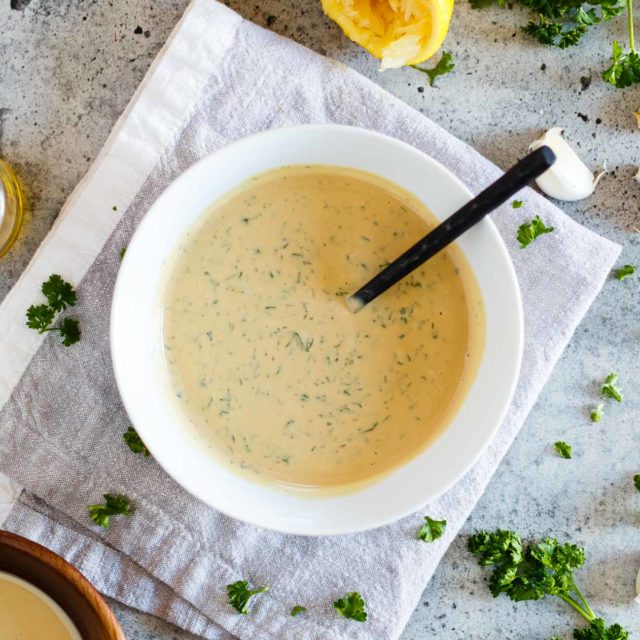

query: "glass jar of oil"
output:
0 159 23 258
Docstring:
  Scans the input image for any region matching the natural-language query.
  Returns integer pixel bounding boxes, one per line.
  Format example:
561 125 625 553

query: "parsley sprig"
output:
226 580 269 614
333 591 367 622
26 275 80 346
470 0 639 88
469 530 629 638
412 51 455 86
88 493 134 528
602 0 640 87
471 0 625 48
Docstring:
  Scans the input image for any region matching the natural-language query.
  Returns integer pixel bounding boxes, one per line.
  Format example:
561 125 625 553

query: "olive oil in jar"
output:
0 159 24 258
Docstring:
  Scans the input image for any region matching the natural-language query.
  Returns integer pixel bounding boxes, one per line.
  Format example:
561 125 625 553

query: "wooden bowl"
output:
0 530 125 639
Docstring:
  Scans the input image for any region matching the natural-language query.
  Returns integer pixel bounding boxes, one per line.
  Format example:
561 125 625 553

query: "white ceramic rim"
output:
111 124 523 536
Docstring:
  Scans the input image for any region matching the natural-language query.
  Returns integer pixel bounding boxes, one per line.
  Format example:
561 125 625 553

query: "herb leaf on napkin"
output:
41 274 77 311
123 427 150 456
334 592 367 622
25 275 81 346
226 580 269 614
417 516 447 542
517 215 554 248
88 493 135 528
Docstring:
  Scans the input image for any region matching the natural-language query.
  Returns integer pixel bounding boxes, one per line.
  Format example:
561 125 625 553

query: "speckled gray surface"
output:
1 1 639 638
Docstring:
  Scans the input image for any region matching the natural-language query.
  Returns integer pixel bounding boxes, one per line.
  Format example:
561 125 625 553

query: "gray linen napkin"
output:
0 1 621 638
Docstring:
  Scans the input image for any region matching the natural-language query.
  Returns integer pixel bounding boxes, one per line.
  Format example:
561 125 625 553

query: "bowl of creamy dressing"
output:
0 530 125 639
111 125 523 535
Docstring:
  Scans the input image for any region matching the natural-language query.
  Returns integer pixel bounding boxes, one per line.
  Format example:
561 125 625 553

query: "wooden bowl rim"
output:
0 530 126 639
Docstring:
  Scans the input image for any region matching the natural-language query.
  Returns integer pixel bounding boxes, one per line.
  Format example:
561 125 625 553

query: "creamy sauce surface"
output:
0 571 82 640
162 166 484 490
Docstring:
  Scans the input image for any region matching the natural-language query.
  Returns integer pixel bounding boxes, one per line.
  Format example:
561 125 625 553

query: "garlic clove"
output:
634 111 640 128
529 128 600 201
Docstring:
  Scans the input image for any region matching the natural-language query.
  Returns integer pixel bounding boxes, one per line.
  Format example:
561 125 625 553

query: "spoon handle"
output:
347 145 556 312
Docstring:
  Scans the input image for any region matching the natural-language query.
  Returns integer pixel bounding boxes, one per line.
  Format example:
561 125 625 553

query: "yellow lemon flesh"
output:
322 0 454 69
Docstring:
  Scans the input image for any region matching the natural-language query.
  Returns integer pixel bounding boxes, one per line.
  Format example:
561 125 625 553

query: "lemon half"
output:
322 0 454 69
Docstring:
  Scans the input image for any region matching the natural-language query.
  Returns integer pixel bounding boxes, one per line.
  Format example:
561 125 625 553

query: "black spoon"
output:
346 145 556 312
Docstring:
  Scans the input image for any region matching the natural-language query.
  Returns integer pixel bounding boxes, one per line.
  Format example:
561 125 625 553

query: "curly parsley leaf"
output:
119 246 127 260
512 199 525 208
333 592 367 622
123 426 150 456
59 317 81 346
412 51 455 86
523 17 564 45
614 264 636 280
41 274 77 312
26 304 56 332
88 493 134 528
602 40 640 88
291 605 307 616
25 276 80 346
226 580 269 614
633 474 640 491
590 404 604 422
517 215 554 248
555 441 572 458
573 618 630 639
601 372 622 402
470 531 587 605
417 516 447 542
470 529 628 638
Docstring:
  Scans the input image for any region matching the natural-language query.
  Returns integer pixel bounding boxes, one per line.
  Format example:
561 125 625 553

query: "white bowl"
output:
111 125 523 536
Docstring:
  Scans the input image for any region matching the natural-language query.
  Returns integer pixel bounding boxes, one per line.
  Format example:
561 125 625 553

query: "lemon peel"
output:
322 0 454 69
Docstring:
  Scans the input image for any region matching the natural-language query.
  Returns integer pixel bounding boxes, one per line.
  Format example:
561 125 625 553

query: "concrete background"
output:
1 0 639 638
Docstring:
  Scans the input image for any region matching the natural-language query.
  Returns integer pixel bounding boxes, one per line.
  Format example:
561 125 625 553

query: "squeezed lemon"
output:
321 0 455 69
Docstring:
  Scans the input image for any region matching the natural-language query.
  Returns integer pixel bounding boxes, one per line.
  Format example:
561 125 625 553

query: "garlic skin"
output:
529 128 601 201
635 168 640 185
